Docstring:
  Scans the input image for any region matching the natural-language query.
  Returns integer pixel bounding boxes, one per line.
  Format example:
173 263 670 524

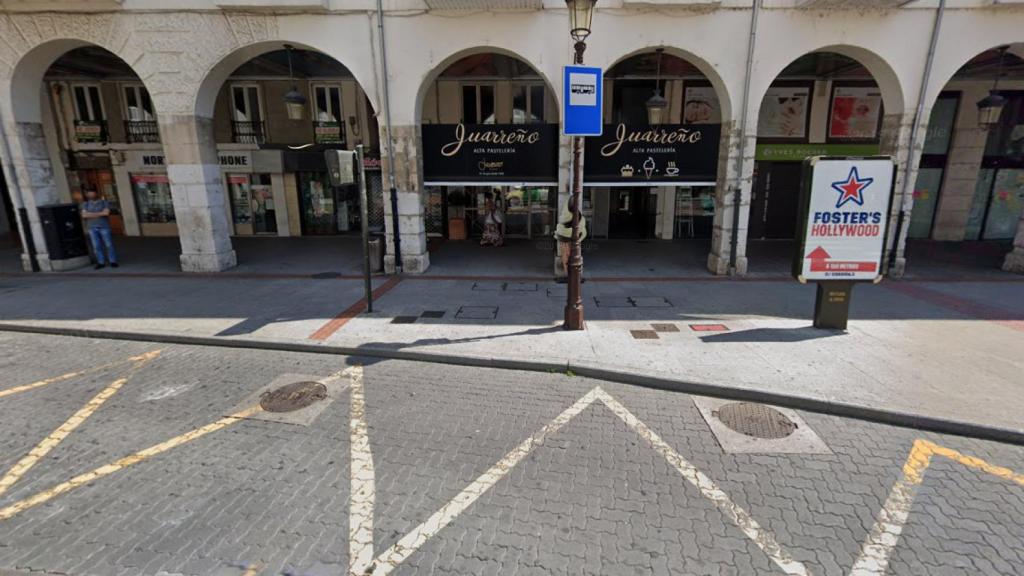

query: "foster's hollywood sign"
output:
793 157 896 282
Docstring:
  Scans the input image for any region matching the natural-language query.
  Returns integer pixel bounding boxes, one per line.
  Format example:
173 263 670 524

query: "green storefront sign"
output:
755 143 880 162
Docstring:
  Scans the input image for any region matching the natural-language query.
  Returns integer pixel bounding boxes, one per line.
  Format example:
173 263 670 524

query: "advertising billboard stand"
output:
792 156 896 330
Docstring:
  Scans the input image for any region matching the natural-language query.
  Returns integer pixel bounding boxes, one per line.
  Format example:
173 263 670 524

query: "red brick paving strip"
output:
884 282 1024 332
308 277 403 341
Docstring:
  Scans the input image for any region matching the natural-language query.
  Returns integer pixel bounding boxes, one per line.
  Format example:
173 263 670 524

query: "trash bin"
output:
368 237 384 272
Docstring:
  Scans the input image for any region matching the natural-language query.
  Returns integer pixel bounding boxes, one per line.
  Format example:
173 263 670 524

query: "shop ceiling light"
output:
283 44 307 122
978 46 1009 132
646 48 669 125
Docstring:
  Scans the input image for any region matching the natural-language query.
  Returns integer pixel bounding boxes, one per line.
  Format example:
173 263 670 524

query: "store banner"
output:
792 156 895 282
583 123 720 186
422 123 558 185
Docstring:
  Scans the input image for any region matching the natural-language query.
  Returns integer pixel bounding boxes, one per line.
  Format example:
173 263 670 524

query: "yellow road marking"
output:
0 351 160 399
904 438 1024 486
242 562 263 576
852 438 1024 575
0 350 162 498
0 405 262 522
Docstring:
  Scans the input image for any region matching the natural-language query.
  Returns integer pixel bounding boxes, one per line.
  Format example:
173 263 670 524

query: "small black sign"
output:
422 123 558 184
583 123 720 186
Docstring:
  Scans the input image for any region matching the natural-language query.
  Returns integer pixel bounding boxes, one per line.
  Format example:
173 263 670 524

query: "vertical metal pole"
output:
564 42 586 331
357 145 373 312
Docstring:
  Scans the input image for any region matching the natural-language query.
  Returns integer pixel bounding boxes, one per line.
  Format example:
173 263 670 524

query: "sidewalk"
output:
0 265 1022 439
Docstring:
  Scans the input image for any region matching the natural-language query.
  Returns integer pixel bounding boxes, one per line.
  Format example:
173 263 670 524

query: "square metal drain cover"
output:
595 296 634 308
391 316 418 324
690 323 729 332
420 310 446 319
456 305 498 319
631 296 673 308
651 323 680 333
630 330 660 340
693 397 831 454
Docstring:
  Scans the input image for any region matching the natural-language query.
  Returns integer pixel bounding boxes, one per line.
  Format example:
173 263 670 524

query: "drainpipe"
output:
0 104 39 272
376 0 402 273
889 0 945 272
729 0 760 274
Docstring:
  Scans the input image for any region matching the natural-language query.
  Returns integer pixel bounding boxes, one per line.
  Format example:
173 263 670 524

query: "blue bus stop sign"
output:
563 65 603 137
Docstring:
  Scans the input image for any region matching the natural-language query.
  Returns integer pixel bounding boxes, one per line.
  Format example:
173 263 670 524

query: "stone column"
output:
1003 219 1024 273
2 120 89 271
380 124 429 274
707 118 752 275
878 111 917 278
158 115 236 272
932 85 988 241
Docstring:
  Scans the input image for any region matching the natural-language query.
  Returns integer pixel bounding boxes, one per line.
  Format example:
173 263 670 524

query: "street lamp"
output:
283 44 307 121
978 46 1008 132
563 0 597 331
646 48 668 125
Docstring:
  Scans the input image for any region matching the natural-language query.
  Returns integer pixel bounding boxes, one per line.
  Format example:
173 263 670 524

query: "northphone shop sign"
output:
793 157 895 282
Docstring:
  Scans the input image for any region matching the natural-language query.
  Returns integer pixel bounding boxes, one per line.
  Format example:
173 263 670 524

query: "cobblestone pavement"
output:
0 331 1022 575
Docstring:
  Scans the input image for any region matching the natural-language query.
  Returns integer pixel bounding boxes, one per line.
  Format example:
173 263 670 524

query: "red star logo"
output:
831 167 872 209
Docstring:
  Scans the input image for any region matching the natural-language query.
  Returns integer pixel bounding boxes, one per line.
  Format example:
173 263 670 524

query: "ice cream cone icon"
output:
643 157 656 179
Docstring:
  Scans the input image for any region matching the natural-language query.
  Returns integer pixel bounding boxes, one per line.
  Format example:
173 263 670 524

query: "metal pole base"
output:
813 281 855 330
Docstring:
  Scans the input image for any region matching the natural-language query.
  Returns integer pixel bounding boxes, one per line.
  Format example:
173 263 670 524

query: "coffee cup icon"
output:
621 164 635 177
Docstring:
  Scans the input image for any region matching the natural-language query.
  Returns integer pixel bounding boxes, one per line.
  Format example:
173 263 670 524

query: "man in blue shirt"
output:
80 188 119 269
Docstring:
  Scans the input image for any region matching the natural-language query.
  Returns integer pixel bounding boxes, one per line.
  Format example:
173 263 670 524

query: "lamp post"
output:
646 48 668 126
564 0 597 331
283 44 307 121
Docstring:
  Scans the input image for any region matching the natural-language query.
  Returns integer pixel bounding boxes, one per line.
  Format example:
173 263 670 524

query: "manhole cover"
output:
260 381 328 413
630 329 660 340
714 403 797 439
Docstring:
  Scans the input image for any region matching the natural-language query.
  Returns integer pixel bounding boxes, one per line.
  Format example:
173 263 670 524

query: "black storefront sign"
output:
583 123 720 186
422 123 558 185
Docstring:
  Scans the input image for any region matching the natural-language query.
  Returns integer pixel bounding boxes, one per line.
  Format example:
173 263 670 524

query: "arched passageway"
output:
3 42 167 271
746 51 898 273
909 45 1024 273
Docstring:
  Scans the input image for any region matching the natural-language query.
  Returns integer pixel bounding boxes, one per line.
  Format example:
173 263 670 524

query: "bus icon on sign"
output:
571 84 595 95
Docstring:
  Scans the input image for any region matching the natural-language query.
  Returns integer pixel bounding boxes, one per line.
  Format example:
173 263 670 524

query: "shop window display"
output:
130 174 175 224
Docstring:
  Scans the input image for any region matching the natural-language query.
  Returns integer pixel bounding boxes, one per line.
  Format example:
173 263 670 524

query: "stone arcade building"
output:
1 0 1023 276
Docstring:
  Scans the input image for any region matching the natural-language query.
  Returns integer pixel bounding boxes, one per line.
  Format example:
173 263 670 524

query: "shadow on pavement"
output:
344 325 565 366
699 326 845 343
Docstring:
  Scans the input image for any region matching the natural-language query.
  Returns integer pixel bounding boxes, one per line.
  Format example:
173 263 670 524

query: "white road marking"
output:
369 388 604 575
594 389 811 576
361 386 811 576
848 476 919 576
347 364 375 576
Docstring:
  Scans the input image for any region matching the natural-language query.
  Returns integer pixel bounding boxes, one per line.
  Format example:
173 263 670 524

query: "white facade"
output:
1 1 1023 273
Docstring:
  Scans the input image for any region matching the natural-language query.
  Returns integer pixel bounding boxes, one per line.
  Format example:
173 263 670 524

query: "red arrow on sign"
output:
805 246 876 273
806 246 831 260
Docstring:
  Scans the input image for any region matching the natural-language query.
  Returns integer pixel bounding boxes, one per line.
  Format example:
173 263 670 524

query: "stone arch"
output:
604 45 735 125
753 44 906 118
6 38 153 123
193 39 379 120
414 45 559 127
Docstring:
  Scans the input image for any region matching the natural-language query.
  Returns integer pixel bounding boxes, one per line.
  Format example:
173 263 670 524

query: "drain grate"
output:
713 403 797 439
260 381 328 413
651 323 680 333
391 316 418 324
420 310 446 319
690 323 729 332
630 330 660 340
